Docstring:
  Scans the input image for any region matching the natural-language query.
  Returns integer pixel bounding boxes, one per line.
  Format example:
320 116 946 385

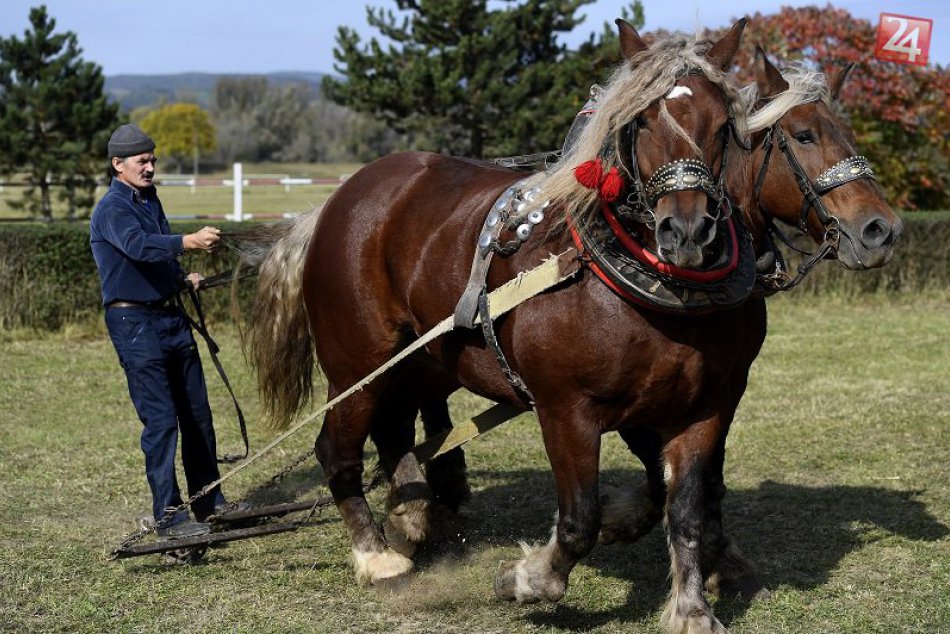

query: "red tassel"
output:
599 166 623 202
574 158 603 190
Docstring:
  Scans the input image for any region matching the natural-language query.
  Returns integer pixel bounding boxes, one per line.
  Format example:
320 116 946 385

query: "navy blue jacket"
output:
90 179 186 305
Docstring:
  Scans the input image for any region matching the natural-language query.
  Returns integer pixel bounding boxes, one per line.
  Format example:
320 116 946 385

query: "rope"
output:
110 249 580 559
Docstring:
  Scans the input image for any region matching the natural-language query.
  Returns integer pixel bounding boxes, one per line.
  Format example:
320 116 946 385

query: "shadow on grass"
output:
118 461 944 629
428 469 948 630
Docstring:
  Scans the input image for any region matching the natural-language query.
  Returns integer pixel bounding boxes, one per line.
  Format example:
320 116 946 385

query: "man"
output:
90 123 230 540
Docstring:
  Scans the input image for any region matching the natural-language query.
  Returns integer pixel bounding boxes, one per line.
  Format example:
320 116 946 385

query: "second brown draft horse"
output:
231 20 901 634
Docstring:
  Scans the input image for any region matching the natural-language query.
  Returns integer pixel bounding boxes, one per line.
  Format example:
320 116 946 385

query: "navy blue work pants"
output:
106 305 225 523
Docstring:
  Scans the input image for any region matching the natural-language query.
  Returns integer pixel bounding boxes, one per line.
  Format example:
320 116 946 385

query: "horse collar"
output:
569 202 757 313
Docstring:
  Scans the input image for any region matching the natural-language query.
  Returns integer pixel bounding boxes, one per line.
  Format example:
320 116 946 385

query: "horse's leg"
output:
600 427 665 544
494 407 601 604
370 390 433 559
700 429 769 601
660 415 729 634
316 386 414 584
419 399 471 512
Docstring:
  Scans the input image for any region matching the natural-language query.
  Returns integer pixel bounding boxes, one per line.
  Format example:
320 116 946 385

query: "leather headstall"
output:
752 114 877 294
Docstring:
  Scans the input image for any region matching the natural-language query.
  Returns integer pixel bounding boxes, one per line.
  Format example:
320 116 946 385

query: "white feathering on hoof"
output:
511 526 562 603
351 547 414 585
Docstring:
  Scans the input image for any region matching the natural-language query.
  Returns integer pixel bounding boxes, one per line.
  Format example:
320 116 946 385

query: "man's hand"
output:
183 226 221 251
184 272 205 291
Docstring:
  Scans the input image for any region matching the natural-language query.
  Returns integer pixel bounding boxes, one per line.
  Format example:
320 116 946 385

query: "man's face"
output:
113 152 157 190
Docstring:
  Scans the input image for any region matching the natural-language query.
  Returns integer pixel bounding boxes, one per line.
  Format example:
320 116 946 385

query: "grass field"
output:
0 295 947 633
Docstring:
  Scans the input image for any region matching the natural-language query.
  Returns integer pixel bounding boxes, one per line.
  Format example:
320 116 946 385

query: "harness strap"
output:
454 202 507 329
491 151 561 171
177 286 250 464
477 290 534 405
753 126 774 203
773 126 837 232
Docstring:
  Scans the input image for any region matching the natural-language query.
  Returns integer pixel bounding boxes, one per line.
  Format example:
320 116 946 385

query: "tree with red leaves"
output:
724 5 948 210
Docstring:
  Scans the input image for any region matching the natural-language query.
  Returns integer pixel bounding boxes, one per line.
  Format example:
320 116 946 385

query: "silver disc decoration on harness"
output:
453 180 556 404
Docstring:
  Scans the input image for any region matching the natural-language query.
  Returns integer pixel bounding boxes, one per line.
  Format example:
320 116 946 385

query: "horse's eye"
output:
794 130 815 145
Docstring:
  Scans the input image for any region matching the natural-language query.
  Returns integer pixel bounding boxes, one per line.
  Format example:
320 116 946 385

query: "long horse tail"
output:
225 210 320 430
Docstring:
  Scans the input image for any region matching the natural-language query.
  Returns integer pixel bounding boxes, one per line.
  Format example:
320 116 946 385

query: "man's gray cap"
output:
108 124 155 158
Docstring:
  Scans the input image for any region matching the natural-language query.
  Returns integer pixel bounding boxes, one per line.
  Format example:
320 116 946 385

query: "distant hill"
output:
104 71 327 112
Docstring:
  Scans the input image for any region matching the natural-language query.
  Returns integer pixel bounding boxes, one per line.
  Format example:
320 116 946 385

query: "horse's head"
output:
616 18 747 269
749 49 902 270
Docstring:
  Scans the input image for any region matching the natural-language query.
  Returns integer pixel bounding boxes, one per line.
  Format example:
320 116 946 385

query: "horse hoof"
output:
662 611 729 634
352 547 414 585
387 498 430 545
383 516 418 558
598 485 661 545
494 560 519 601
493 557 565 604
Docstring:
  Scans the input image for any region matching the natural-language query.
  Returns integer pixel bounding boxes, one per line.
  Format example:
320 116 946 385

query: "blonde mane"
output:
741 62 832 133
533 32 747 228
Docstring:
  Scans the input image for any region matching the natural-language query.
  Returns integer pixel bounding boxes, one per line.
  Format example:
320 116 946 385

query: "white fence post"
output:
232 162 243 222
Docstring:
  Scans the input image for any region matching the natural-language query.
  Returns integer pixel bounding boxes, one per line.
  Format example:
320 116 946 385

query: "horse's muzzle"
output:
655 212 717 269
836 213 903 270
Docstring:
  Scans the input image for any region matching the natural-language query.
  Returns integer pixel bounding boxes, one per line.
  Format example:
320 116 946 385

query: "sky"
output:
0 1 946 75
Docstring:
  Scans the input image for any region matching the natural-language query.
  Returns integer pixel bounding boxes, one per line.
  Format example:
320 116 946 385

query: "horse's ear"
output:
616 19 648 60
706 17 748 71
828 63 855 100
754 45 789 97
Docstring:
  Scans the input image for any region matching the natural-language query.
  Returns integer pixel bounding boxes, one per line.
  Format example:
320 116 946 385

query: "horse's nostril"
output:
697 216 716 246
656 217 679 245
861 218 893 249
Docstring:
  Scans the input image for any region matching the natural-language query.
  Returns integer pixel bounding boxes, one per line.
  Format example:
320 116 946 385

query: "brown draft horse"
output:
231 23 901 634
592 48 903 630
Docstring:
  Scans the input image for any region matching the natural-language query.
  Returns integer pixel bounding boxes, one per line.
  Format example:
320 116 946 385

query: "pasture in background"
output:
0 162 362 222
0 296 946 632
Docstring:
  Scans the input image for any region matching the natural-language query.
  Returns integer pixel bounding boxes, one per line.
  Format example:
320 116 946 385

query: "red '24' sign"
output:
875 13 933 66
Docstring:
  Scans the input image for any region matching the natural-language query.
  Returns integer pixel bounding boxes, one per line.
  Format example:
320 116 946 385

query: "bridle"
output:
752 112 876 291
616 115 745 230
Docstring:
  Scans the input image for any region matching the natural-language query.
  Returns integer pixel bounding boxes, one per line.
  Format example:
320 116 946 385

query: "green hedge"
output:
0 221 253 330
0 215 946 330
780 215 949 296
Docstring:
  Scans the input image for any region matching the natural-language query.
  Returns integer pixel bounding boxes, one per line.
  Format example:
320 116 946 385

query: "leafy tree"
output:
211 78 264 162
139 103 217 174
727 6 949 210
0 5 119 220
324 0 646 159
210 76 412 164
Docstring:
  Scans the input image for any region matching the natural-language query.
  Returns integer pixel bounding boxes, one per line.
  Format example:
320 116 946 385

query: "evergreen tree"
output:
0 6 119 220
324 0 644 159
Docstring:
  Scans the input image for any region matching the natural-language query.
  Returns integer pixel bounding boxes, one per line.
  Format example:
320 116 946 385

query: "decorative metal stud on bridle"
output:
753 116 876 292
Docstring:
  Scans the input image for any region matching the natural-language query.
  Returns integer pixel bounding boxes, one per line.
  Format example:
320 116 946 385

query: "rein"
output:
176 282 250 464
194 267 259 291
752 117 876 293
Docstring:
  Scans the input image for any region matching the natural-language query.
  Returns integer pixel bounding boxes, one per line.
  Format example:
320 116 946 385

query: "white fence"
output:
157 163 348 221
